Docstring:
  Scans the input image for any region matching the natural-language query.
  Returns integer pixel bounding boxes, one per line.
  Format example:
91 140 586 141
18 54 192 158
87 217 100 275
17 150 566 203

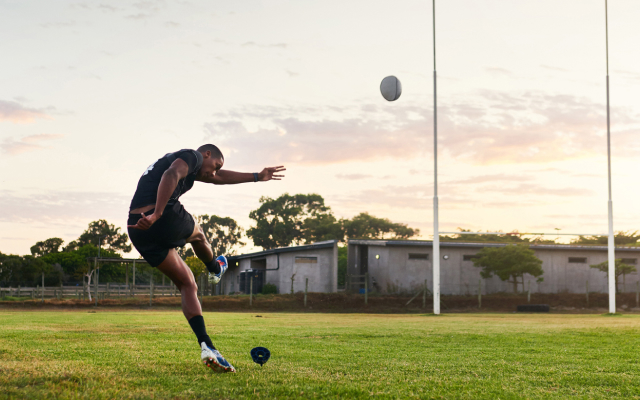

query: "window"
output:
295 256 317 264
408 253 429 260
621 258 638 265
568 257 587 264
463 255 479 261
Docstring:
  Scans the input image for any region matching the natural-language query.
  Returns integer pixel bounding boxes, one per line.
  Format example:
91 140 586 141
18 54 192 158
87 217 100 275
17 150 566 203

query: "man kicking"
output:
127 144 284 373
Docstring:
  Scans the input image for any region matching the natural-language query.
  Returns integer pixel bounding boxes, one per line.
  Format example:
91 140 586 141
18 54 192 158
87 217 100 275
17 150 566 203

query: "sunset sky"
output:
2 0 639 257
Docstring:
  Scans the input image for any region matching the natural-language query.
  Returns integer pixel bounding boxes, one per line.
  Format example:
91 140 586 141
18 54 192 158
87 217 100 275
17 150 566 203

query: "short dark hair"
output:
197 144 224 160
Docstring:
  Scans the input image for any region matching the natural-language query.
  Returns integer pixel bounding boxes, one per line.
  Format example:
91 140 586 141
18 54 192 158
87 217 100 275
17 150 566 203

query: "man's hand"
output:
258 166 286 181
127 212 161 230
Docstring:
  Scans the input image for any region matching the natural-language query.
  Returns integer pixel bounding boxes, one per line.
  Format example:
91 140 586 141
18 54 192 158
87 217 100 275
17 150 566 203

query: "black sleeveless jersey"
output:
129 149 203 211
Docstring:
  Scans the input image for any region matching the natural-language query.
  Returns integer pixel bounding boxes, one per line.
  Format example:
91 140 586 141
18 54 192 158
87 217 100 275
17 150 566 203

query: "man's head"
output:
197 144 224 177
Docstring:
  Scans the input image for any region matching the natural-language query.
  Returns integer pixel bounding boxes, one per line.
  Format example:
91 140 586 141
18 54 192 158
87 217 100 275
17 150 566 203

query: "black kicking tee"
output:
129 149 203 211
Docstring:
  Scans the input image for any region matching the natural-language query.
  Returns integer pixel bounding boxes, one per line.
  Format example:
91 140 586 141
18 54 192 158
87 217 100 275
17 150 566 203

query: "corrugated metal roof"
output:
228 240 337 261
347 239 640 252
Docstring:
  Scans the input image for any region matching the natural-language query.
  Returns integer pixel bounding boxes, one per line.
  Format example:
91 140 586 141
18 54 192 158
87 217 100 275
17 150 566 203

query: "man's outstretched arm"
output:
201 166 286 185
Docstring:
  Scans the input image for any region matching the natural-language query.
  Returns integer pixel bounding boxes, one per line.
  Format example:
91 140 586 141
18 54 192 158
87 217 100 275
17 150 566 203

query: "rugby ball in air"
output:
380 76 402 102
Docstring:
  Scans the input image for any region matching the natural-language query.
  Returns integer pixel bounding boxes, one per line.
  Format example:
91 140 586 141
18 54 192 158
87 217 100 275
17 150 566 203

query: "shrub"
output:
261 283 278 294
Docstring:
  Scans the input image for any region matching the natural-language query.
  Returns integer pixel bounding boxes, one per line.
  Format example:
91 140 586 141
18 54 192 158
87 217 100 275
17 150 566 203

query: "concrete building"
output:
226 240 339 295
347 239 640 295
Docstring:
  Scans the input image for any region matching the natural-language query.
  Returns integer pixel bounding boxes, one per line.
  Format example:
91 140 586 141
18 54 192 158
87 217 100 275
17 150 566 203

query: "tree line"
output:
2 193 638 291
0 193 419 286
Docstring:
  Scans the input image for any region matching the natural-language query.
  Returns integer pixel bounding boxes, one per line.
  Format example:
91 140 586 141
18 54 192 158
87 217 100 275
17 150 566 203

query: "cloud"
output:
0 100 52 123
0 190 128 225
332 176 595 213
615 70 640 82
202 90 640 168
540 65 569 72
439 91 640 164
1 134 64 156
474 183 593 197
40 21 76 28
485 67 512 76
242 42 287 49
97 4 119 12
335 174 372 180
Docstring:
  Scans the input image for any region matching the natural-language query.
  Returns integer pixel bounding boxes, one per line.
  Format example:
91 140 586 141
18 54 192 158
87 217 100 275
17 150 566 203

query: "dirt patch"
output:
1 292 638 313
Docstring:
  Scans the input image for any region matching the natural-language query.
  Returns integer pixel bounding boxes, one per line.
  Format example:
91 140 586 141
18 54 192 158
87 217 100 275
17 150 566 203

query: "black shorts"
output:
127 201 195 267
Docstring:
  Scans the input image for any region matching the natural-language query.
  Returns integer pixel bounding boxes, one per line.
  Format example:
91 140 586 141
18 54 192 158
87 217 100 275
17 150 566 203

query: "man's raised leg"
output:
186 223 220 274
186 222 228 285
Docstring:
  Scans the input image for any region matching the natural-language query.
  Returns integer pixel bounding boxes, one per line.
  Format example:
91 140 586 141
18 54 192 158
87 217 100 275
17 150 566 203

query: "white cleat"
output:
208 255 228 285
201 342 236 373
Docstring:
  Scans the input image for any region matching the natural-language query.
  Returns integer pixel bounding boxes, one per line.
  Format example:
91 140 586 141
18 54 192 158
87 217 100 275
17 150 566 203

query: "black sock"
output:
188 315 215 350
204 258 221 274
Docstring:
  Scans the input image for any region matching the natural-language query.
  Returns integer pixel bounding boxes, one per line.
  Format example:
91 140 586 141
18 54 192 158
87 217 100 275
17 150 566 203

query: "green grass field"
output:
2 311 640 399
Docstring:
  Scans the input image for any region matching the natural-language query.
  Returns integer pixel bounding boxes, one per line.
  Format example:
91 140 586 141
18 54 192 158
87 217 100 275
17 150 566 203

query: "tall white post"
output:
432 0 440 315
605 0 616 313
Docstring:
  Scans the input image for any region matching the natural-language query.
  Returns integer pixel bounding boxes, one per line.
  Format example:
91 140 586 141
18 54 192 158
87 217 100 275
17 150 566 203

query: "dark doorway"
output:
238 269 265 294
359 245 369 275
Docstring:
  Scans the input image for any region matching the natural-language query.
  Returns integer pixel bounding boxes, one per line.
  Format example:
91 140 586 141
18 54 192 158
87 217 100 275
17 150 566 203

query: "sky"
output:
1 0 639 257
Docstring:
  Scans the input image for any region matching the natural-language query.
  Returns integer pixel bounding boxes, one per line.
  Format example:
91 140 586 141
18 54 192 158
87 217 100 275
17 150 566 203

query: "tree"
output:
77 220 132 254
0 253 55 286
301 213 344 244
590 259 637 293
472 244 544 293
177 247 195 260
30 238 64 257
572 231 640 246
442 228 555 244
63 240 80 252
342 213 419 240
248 193 334 249
196 214 245 256
185 256 206 277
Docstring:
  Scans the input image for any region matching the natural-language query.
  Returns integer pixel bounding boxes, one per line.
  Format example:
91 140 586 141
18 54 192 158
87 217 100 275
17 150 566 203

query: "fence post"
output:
586 279 589 308
42 273 45 303
132 260 136 297
423 279 427 308
76 287 79 299
17 285 21 297
304 278 308 308
125 264 129 297
149 269 153 307
364 272 369 305
290 274 295 295
527 281 531 303
31 288 35 300
636 281 639 309
95 266 99 307
345 274 349 292
107 282 110 298
250 276 253 307
478 278 482 309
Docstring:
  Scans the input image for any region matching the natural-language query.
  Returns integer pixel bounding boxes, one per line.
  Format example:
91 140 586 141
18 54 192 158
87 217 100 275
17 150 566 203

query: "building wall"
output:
349 243 640 295
224 243 338 294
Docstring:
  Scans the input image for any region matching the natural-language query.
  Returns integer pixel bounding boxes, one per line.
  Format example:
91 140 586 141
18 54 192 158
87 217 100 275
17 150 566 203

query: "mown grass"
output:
1 312 640 399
